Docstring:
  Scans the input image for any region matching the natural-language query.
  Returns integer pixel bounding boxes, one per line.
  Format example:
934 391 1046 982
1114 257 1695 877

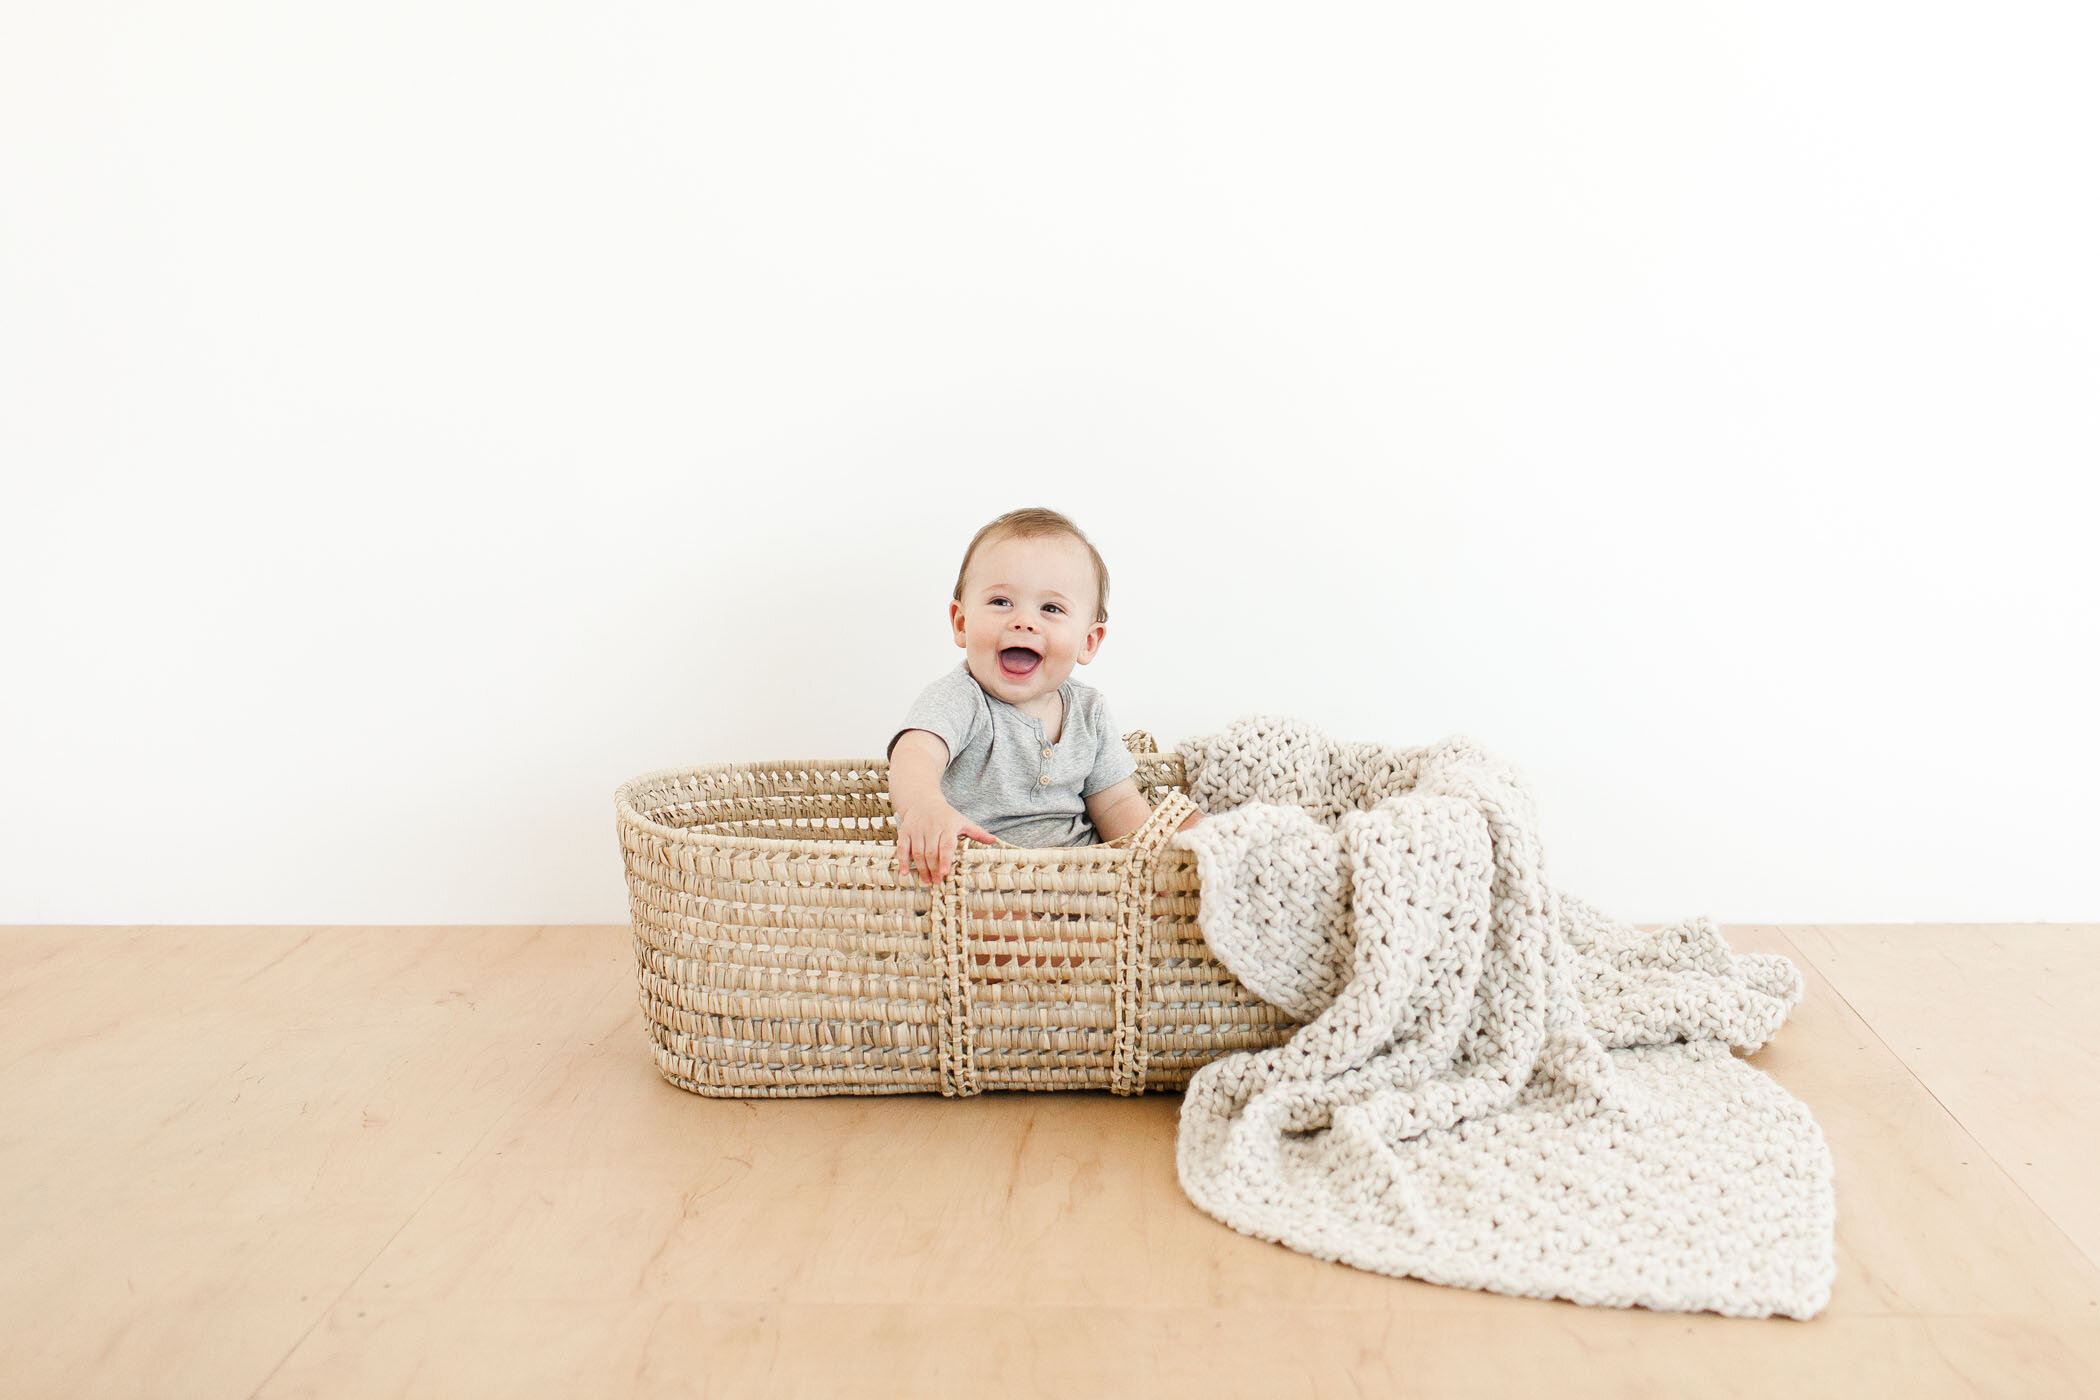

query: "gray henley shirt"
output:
887 661 1138 847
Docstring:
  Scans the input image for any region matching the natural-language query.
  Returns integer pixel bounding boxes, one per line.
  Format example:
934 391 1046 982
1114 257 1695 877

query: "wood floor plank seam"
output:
1792 926 1969 1123
12 924 2099 1395
243 974 633 1400
1797 923 2100 1281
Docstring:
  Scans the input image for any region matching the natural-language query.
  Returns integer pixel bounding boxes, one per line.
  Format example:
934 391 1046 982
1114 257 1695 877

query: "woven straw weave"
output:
615 733 1298 1097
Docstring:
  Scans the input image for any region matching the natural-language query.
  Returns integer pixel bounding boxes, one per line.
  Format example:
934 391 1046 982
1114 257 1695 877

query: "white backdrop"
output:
4 3 2094 925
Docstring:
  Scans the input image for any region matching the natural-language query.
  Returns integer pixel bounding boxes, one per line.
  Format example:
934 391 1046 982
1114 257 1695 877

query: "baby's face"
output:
949 532 1105 709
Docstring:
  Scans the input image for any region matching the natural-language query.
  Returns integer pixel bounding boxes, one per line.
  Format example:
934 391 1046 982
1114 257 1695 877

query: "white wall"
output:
4 3 2094 925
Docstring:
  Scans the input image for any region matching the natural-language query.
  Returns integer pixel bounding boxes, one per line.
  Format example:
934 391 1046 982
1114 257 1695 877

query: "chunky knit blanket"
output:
1167 717 1836 1319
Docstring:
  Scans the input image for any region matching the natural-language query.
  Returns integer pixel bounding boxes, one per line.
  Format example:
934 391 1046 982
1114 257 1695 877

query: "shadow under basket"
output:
614 732 1298 1097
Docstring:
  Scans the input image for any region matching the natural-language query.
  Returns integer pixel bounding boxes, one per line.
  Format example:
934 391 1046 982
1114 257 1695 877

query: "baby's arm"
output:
1086 777 1205 844
888 729 995 884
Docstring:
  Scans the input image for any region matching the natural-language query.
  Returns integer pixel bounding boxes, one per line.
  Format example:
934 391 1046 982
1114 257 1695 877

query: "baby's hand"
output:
895 802 996 885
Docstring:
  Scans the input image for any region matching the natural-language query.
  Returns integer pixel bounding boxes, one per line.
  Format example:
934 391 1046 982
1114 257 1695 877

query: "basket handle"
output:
930 855 976 1097
1108 789 1198 1096
932 790 1193 1099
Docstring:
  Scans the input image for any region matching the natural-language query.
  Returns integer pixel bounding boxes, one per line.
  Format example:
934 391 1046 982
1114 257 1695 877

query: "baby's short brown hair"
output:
953 508 1111 624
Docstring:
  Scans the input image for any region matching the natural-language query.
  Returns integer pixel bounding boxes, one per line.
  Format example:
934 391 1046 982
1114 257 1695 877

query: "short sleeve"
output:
1081 695 1140 797
888 667 985 761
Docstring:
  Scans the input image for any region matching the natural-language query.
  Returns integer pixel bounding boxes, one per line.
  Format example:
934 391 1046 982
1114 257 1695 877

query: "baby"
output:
888 507 1203 888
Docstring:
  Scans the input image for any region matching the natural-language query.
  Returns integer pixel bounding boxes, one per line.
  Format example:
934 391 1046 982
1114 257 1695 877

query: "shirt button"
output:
1038 774 1050 785
1041 747 1052 758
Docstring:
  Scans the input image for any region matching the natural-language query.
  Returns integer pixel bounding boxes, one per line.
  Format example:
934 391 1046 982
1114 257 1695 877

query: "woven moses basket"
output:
615 733 1298 1097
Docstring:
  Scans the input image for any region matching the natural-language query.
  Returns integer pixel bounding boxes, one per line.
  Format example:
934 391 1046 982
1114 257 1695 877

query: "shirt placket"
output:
1031 716 1053 797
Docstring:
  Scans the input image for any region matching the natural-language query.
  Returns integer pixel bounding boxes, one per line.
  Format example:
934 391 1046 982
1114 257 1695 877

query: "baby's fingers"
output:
960 823 995 846
938 828 980 882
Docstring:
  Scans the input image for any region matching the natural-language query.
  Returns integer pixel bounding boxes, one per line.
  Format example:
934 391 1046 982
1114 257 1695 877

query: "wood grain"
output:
3 924 2095 1398
1789 924 2100 1272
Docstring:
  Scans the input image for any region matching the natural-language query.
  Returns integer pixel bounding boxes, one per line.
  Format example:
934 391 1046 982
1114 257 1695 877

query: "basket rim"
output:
615 758 1190 865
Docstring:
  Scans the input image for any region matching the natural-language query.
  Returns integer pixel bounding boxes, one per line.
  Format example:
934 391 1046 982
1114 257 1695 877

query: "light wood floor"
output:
2 924 2095 1398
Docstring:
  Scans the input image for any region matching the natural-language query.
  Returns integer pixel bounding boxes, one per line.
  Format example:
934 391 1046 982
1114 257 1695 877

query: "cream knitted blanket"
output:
1167 717 1836 1319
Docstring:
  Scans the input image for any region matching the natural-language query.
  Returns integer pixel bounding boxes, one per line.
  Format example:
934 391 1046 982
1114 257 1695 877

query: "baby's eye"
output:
989 597 1011 607
1044 603 1064 614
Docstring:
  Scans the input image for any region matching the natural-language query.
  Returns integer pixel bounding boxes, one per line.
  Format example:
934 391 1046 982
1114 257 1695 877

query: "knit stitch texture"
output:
1168 716 1836 1318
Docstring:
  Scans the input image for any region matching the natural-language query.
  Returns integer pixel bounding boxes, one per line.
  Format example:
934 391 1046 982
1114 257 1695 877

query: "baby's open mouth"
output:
998 648 1042 678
